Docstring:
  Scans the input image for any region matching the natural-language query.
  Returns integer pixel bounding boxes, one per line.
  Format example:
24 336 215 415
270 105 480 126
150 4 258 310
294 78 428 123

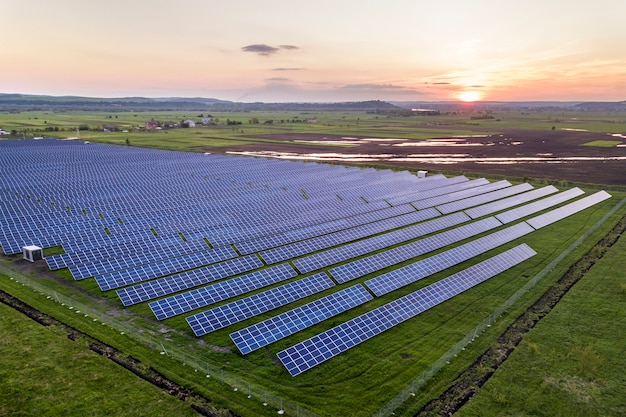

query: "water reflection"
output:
227 151 626 164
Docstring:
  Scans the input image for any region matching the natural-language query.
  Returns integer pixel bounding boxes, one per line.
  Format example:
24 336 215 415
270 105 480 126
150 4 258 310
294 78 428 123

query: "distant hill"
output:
573 101 626 111
0 94 402 112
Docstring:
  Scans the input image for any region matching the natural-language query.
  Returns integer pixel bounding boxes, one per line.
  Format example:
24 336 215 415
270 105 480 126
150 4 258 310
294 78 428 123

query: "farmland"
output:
1 107 625 185
0 108 625 417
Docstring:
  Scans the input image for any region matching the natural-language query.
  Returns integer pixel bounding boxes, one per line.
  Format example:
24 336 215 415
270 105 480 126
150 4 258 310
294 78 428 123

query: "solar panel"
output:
258 207 440 264
329 216 503 284
526 190 612 229
293 211 471 274
412 180 512 210
276 243 536 376
435 183 534 214
149 263 297 320
465 185 559 219
115 254 264 306
186 272 335 336
230 284 373 354
495 187 585 224
235 204 416 254
67 238 212 279
95 245 238 290
365 221 534 296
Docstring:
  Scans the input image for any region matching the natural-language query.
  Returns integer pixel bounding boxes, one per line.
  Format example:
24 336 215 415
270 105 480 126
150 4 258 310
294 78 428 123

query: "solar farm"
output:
0 138 618 416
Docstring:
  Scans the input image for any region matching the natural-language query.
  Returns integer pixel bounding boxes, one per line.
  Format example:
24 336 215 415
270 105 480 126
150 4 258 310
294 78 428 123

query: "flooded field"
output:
213 128 626 185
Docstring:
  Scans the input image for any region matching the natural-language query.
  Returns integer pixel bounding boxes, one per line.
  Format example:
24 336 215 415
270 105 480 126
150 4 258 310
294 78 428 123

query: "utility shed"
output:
417 170 428 178
22 245 44 262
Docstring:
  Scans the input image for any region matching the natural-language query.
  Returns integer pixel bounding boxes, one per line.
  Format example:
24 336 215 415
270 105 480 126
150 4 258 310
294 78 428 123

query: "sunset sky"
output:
3 0 626 102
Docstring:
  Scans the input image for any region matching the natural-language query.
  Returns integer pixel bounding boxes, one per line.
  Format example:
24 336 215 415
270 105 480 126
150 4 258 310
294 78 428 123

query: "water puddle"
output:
226 151 626 165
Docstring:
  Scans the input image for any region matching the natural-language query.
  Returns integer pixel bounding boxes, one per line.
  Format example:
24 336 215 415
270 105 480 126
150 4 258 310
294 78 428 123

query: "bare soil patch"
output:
207 129 626 186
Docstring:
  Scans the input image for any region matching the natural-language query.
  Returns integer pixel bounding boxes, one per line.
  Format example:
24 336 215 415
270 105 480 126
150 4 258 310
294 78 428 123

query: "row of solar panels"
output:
0 140 612 378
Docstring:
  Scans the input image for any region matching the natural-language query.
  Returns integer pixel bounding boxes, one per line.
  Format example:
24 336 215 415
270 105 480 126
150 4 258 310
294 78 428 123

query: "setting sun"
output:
458 91 482 102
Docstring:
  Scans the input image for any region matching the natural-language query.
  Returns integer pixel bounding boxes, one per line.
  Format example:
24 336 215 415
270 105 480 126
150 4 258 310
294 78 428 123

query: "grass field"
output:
455 232 626 417
2 109 626 153
1 109 625 416
581 140 622 147
0 300 198 417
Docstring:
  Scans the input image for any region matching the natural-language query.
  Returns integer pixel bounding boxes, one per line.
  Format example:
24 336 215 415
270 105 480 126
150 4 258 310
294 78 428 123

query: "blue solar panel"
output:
259 208 440 264
235 204 416 254
277 243 537 376
115 254 264 306
329 216 503 284
412 180 512 210
526 191 611 229
95 245 237 290
495 187 585 224
186 272 335 336
149 263 297 320
68 238 213 279
435 183 534 214
293 211 471 274
465 185 559 219
230 284 373 354
365 221 534 296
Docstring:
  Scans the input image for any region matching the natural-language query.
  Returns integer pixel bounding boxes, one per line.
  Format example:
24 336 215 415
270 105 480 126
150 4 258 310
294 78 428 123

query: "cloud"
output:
241 44 299 56
265 77 290 82
272 67 305 71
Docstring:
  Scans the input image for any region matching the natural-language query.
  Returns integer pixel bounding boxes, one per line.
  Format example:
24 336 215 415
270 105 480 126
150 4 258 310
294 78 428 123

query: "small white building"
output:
417 170 428 178
22 245 44 262
184 120 196 128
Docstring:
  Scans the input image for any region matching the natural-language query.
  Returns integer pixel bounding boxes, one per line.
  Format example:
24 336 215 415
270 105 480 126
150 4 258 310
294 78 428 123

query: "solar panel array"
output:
230 284 373 354
186 272 335 336
0 139 612 375
277 244 537 376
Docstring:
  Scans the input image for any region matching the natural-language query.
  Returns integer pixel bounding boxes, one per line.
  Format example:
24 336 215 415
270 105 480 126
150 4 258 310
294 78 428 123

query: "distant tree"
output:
551 126 556 130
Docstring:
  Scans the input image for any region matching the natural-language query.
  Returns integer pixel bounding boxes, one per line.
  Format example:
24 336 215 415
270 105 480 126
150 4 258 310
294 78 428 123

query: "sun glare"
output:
458 91 481 102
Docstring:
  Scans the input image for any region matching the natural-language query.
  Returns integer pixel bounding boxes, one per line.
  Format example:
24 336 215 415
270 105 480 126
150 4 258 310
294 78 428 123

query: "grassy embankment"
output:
454 228 626 417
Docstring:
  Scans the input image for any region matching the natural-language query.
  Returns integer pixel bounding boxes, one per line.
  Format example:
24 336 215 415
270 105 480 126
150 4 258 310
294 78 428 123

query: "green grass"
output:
455 232 626 417
0 302 199 417
581 140 623 147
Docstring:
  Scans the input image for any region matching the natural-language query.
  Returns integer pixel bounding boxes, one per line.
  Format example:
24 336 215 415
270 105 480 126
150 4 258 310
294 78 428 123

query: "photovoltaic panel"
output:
276 244 537 376
149 263 297 320
115 254 264 306
259 207 440 264
95 245 238 290
67 238 212 279
385 177 489 206
329 216 503 284
435 183 534 215
412 180 512 210
293 211 470 274
365 221 534 296
186 272 335 336
465 185 559 219
235 204 416 254
525 190 611 229
495 187 584 224
230 284 373 354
